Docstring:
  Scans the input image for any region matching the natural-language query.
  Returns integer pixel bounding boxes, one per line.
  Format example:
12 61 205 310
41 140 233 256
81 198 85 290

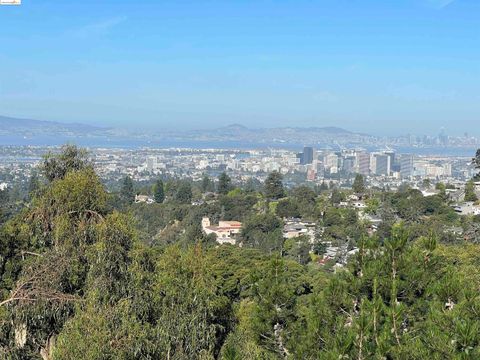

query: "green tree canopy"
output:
218 172 232 195
352 173 366 193
241 213 283 253
175 181 193 204
153 179 165 204
121 176 135 204
42 144 91 182
465 180 478 202
264 171 284 200
473 149 480 179
201 174 214 193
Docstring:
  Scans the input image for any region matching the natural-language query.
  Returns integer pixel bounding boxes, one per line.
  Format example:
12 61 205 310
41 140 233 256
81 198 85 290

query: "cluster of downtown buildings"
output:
92 146 474 186
296 146 453 181
0 145 476 191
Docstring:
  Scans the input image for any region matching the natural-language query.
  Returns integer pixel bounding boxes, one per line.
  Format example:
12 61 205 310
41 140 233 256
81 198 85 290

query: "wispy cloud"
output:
425 0 457 10
70 16 127 39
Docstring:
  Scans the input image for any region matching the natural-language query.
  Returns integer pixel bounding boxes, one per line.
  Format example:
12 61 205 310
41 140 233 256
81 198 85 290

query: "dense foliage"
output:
0 146 479 359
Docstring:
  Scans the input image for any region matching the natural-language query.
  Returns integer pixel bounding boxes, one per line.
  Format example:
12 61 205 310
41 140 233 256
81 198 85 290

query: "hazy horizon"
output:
0 113 476 139
1 0 479 136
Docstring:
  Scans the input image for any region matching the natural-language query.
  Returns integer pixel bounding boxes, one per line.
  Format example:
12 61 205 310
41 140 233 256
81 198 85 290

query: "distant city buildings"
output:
356 152 371 176
400 155 414 178
373 154 391 176
297 146 315 165
0 144 471 195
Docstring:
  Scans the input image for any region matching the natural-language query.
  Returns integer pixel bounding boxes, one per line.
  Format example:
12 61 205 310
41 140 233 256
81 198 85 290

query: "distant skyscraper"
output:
385 150 395 167
439 127 448 146
356 152 370 176
343 157 356 174
324 153 338 173
374 154 391 176
296 152 304 164
302 146 314 165
400 155 414 178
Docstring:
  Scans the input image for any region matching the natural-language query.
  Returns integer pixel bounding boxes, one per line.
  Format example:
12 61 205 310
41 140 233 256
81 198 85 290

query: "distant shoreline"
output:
0 135 476 157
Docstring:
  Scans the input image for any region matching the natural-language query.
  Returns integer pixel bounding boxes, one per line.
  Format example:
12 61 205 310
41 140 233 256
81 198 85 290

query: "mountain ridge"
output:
0 115 376 147
0 115 108 133
0 115 364 137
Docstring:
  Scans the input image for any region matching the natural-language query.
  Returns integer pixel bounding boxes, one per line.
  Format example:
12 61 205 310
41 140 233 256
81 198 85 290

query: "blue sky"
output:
0 0 479 135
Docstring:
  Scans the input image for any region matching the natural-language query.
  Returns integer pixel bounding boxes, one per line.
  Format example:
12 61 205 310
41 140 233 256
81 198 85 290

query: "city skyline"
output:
1 0 479 135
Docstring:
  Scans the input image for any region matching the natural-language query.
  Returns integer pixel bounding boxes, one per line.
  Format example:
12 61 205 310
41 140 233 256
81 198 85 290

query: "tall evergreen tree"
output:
121 176 135 204
201 174 213 193
27 172 40 199
244 177 258 193
175 182 193 204
352 173 366 194
465 180 478 202
218 172 232 195
474 149 480 180
264 171 284 200
317 181 329 193
153 179 165 203
474 149 480 168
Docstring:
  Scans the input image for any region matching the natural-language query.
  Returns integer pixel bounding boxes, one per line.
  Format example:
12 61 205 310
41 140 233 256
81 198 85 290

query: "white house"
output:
135 195 155 204
202 217 242 245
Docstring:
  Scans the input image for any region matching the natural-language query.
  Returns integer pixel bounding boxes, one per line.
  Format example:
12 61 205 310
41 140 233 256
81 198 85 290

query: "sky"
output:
0 0 479 136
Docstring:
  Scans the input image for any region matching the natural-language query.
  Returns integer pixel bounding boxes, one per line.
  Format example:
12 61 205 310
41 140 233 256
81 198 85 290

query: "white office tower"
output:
324 153 339 173
400 155 414 178
355 152 370 176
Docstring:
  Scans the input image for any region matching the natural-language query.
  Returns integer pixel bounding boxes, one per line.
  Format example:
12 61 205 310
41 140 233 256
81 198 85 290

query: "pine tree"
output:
153 179 165 203
175 182 192 204
27 172 40 199
218 172 232 195
352 174 366 194
465 180 478 202
121 176 135 204
473 149 480 170
201 174 213 193
264 171 284 200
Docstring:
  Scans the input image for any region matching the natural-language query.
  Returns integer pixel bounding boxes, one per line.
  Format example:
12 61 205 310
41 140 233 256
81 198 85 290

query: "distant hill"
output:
0 115 109 136
0 115 376 148
161 124 376 148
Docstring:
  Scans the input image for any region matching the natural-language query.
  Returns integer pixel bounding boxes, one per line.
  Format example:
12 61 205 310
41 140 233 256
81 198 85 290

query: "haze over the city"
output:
1 0 479 136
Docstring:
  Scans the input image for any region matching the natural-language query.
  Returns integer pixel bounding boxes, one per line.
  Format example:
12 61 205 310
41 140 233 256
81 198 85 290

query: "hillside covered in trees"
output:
1 145 480 359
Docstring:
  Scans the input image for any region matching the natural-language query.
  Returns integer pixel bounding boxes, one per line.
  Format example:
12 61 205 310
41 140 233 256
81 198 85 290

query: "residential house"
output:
201 217 242 245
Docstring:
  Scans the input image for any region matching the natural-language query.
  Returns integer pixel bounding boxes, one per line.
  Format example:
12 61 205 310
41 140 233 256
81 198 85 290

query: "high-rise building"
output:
443 163 452 177
343 157 356 174
400 155 414 178
324 153 338 173
374 154 391 176
356 152 370 176
302 146 314 165
385 150 395 168
439 127 448 146
296 152 304 165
